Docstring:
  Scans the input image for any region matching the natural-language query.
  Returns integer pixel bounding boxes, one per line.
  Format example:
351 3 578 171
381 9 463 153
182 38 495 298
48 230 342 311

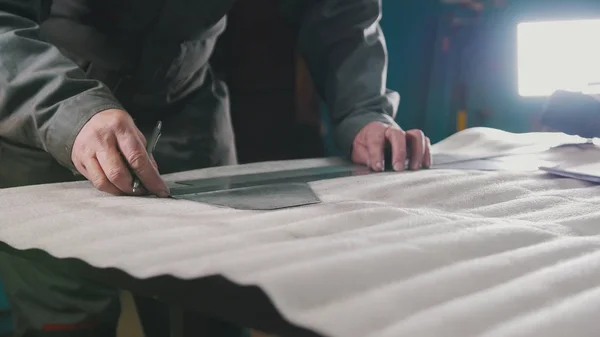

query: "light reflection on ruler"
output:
169 164 372 196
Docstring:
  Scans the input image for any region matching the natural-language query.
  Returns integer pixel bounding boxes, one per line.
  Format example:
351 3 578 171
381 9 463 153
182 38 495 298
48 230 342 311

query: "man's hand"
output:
71 109 170 197
351 121 431 172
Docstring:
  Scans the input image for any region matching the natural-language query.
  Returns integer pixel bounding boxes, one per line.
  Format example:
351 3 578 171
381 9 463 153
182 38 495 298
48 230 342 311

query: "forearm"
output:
0 1 123 170
282 0 399 155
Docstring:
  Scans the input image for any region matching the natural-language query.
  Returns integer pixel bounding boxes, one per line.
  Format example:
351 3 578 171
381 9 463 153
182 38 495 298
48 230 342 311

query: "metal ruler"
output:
169 164 371 196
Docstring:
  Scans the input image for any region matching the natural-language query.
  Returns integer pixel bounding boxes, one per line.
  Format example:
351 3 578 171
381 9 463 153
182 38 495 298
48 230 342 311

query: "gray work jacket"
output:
0 0 399 171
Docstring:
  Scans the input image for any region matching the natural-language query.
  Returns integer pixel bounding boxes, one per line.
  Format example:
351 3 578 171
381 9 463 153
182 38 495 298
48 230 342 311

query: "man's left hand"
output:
351 121 431 172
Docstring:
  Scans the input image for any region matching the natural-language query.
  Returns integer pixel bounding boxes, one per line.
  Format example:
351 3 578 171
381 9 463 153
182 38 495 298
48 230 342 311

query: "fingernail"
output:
375 161 383 171
393 162 403 171
158 189 170 198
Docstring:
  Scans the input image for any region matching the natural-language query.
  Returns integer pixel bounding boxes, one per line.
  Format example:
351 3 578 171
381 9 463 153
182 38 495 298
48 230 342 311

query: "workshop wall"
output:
424 0 600 143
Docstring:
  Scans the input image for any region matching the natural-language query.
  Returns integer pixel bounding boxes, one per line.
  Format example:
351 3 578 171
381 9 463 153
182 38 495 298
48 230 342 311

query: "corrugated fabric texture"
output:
1 128 600 337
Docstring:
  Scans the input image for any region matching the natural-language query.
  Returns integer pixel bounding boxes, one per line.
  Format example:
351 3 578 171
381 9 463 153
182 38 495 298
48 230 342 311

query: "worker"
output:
0 0 432 336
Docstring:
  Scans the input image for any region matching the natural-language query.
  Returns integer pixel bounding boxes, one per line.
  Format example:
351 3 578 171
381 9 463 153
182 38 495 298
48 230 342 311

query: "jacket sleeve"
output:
0 0 124 170
281 0 399 156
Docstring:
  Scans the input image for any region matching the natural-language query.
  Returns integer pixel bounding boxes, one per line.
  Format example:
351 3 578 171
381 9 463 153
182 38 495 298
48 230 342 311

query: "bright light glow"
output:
517 19 600 97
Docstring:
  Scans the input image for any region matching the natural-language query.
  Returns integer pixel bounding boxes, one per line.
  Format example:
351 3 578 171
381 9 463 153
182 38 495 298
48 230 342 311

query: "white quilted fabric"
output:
1 127 600 337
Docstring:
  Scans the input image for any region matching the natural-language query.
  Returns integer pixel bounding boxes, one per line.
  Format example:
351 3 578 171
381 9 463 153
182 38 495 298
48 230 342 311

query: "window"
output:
517 19 600 97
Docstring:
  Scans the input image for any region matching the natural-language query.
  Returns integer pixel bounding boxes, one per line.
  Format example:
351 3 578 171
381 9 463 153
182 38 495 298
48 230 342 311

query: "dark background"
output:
211 0 323 164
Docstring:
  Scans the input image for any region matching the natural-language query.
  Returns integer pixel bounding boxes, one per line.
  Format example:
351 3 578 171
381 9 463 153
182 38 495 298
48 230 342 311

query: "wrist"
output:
45 88 123 170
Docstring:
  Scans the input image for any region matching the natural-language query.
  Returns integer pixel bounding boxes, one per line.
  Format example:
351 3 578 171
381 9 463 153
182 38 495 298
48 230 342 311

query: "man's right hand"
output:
71 109 170 197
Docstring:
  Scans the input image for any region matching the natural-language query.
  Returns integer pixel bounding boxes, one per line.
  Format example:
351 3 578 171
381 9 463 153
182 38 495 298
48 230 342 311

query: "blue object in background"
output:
0 280 12 336
381 0 441 138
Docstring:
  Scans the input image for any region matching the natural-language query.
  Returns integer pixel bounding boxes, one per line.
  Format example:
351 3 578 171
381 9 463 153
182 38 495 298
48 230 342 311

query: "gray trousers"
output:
0 80 242 337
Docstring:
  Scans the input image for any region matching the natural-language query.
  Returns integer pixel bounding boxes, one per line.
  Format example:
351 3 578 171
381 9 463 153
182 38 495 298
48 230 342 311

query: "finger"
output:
96 149 136 194
73 159 89 178
406 129 426 170
384 128 407 172
83 157 122 195
128 128 159 195
138 129 160 173
136 129 147 148
116 132 169 197
423 137 432 168
366 125 387 171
